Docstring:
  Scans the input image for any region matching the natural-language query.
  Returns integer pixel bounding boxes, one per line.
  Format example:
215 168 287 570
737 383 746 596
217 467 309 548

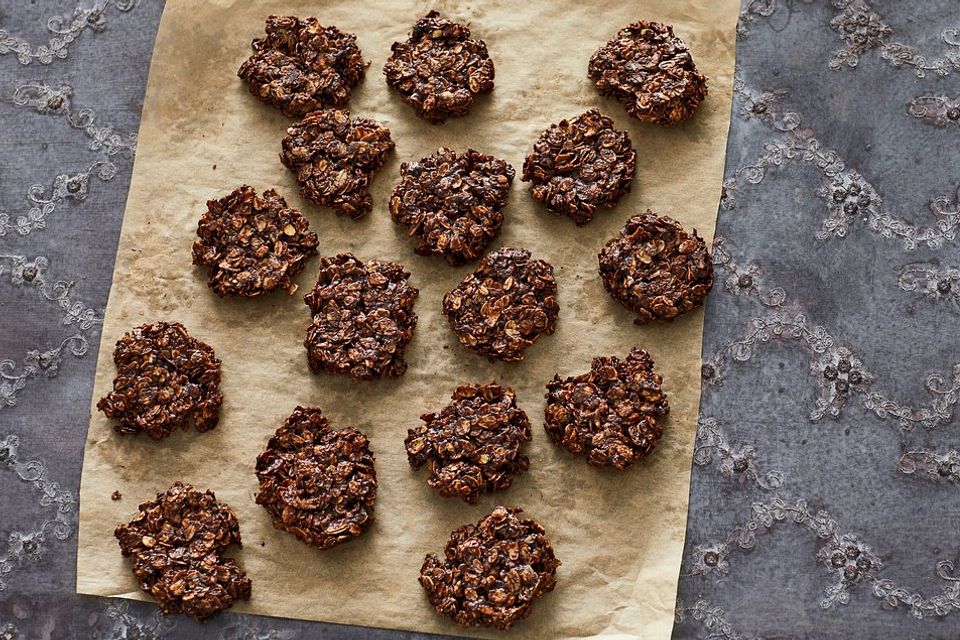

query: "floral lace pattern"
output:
1 81 135 238
724 75 960 250
738 0 960 77
898 263 960 308
898 449 960 482
13 82 137 158
674 599 748 640
0 255 101 408
706 304 960 429
908 94 960 127
693 417 784 491
0 0 138 65
685 489 960 617
0 434 74 592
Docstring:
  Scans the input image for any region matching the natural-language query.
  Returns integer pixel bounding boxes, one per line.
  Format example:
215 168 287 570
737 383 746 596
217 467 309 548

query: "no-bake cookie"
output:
598 211 713 324
383 11 494 123
255 406 377 550
588 21 708 125
280 109 394 219
303 253 419 380
114 482 251 622
97 323 222 439
238 15 366 117
390 148 514 265
192 185 318 297
405 383 530 503
442 247 558 362
521 109 636 225
419 506 559 630
544 348 669 469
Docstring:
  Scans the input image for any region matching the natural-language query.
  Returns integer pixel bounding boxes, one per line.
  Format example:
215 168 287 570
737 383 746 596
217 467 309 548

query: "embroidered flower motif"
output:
817 171 882 240
100 601 176 640
0 255 99 406
810 346 872 421
898 449 960 482
5 256 47 287
693 417 784 490
719 177 737 210
700 354 725 388
908 94 960 128
52 172 90 201
829 1 892 66
12 83 72 114
737 0 779 39
713 237 787 308
898 263 960 309
690 544 731 577
817 534 882 607
718 446 784 490
723 263 760 297
8 530 45 562
23 348 62 379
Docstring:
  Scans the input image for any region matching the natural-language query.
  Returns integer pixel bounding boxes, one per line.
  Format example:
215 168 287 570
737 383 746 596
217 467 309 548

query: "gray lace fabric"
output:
3 1 960 638
675 1 960 638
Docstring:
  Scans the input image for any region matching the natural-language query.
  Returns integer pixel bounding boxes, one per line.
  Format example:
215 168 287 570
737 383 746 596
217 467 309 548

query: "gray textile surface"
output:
2 1 960 638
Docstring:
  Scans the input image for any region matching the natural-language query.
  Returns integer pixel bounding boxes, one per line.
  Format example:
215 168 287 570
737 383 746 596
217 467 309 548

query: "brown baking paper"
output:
76 1 739 637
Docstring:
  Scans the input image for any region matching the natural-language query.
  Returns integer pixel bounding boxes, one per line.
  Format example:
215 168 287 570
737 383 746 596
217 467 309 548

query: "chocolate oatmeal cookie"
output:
114 482 251 622
97 322 222 439
588 21 708 125
405 383 530 503
383 11 495 123
442 247 558 362
255 406 377 550
419 506 559 630
304 253 419 380
390 148 514 265
521 109 636 225
280 109 394 219
238 16 366 117
192 185 318 297
544 348 669 470
598 211 713 324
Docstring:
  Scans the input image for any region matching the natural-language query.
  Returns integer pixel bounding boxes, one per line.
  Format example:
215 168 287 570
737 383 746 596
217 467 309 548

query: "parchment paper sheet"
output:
76 1 738 637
